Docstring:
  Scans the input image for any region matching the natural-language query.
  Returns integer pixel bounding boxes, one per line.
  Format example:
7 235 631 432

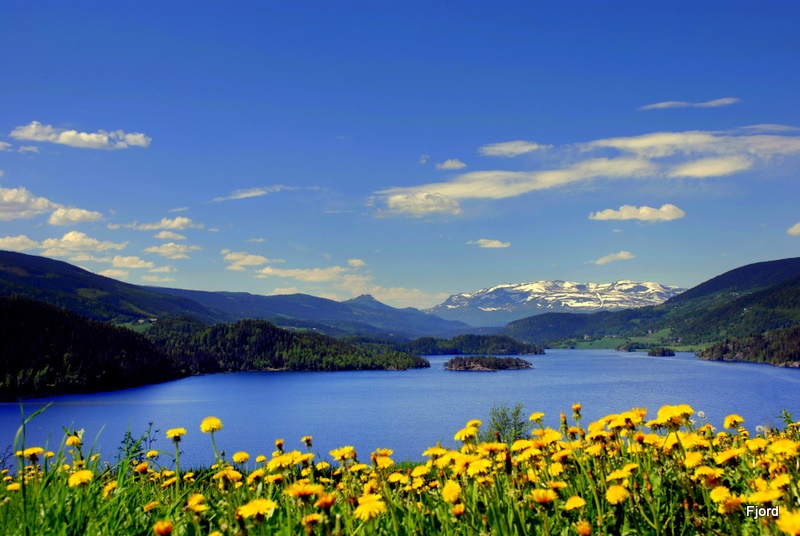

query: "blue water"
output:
2 350 799 468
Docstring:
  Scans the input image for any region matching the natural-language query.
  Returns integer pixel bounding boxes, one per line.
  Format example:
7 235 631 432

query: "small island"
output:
647 347 676 357
444 356 533 371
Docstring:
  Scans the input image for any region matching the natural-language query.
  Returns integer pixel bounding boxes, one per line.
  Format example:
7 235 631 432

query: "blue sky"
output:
2 2 800 308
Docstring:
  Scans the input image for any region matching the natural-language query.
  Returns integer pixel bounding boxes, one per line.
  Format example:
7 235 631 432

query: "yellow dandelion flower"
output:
103 481 117 498
713 447 746 465
165 428 187 440
723 414 744 429
285 481 325 500
454 426 478 442
375 456 394 469
683 451 703 468
146 450 159 459
255 454 267 463
232 451 250 464
66 435 81 447
769 439 799 457
709 486 731 503
575 519 592 536
237 498 278 520
354 494 386 521
23 447 44 462
771 474 792 490
717 495 744 515
302 513 322 526
565 495 586 511
315 492 336 510
466 419 483 428
6 483 21 491
531 488 558 504
529 412 545 423
68 469 94 488
747 489 783 504
301 435 313 447
411 465 430 478
200 416 223 433
776 509 800 535
143 501 160 512
442 480 461 503
153 520 173 535
160 477 177 489
605 485 629 504
186 493 208 513
452 503 466 516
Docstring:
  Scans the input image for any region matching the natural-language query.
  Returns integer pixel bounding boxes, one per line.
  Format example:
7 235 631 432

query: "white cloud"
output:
589 203 685 222
248 237 266 243
154 231 187 240
144 242 201 259
0 142 11 151
141 275 176 283
67 253 111 263
419 155 430 165
667 156 753 178
788 222 800 236
41 231 127 256
591 251 636 265
98 269 129 280
221 249 278 271
347 258 366 267
212 185 293 202
10 121 151 150
48 207 104 225
380 192 462 217
255 265 350 282
18 146 39 154
467 239 511 248
112 255 154 269
268 286 304 295
168 206 189 213
0 186 60 220
149 265 176 273
0 235 39 251
478 140 551 157
137 217 203 231
638 97 740 111
436 159 467 170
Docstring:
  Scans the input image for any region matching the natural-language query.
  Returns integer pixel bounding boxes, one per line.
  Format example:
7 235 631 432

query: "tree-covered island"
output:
443 356 533 371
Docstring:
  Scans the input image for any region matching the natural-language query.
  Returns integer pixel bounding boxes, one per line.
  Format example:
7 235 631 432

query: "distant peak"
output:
349 294 379 302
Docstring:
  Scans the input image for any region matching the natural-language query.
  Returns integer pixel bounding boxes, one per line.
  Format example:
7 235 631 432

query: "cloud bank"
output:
10 121 151 149
590 204 685 222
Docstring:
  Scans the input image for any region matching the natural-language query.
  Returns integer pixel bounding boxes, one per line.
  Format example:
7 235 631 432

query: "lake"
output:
2 350 799 468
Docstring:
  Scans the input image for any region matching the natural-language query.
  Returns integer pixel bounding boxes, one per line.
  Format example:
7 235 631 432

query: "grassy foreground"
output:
3 404 800 535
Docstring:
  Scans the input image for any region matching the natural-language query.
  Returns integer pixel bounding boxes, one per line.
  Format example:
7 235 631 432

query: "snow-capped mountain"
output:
426 280 686 327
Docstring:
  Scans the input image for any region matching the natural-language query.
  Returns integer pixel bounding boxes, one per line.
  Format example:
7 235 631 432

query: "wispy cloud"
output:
168 206 189 213
374 127 800 217
212 185 295 202
478 140 551 157
248 237 266 243
347 258 366 267
591 250 635 265
467 238 510 248
141 275 175 283
220 249 282 271
589 204 685 222
149 265 176 273
144 242 201 259
436 159 467 170
109 216 203 231
788 222 800 236
637 97 740 111
10 121 151 149
418 154 430 165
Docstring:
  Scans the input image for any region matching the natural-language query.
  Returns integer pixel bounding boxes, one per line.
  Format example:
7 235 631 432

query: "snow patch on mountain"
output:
426 280 685 327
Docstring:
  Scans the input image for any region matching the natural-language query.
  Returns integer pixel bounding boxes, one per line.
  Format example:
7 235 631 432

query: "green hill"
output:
698 326 800 367
504 257 800 345
0 250 230 324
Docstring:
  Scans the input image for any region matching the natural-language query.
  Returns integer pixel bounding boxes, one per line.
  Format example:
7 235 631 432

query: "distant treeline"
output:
0 297 428 400
697 327 800 367
444 356 532 371
341 334 544 356
146 316 428 374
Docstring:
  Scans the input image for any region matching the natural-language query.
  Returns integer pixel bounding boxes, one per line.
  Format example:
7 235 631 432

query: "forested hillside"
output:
697 326 800 367
0 298 429 400
145 316 429 373
0 295 180 399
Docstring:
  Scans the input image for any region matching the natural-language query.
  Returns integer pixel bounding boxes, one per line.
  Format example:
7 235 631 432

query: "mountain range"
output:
2 250 800 348
426 280 686 326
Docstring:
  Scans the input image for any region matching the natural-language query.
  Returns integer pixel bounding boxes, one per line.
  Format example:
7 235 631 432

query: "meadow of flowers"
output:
3 403 800 535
